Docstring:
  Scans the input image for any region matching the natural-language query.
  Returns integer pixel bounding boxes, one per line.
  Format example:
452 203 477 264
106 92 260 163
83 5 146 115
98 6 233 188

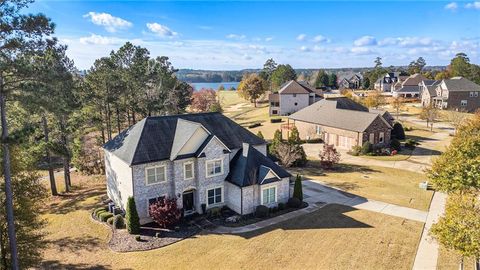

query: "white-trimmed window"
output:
145 165 166 185
206 159 223 177
379 132 385 143
207 187 222 205
461 100 468 107
316 125 321 135
475 92 479 97
470 92 474 97
262 186 277 205
369 133 375 144
184 162 194 180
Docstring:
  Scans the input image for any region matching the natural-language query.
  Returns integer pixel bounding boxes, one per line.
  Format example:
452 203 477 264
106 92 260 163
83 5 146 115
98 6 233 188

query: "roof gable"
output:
104 112 265 165
279 80 316 95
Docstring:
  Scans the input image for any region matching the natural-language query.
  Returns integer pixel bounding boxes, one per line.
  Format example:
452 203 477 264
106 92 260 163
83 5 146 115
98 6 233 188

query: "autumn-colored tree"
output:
445 110 468 135
190 88 218 112
364 91 384 108
319 144 341 169
237 73 266 107
149 197 181 229
390 96 405 120
420 105 439 131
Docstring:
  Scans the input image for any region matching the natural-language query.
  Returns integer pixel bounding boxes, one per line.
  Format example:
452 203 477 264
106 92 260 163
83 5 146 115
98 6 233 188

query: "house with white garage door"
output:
287 97 392 150
103 112 291 224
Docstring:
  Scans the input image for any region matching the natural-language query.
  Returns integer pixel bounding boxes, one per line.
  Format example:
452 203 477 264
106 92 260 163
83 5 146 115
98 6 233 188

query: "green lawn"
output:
289 162 434 211
40 176 424 269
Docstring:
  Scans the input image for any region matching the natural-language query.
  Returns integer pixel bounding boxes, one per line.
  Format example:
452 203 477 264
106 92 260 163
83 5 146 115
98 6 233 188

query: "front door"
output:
182 191 194 214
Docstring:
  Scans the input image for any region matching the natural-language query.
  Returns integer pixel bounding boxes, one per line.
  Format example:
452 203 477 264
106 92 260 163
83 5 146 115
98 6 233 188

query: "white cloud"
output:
83 12 132 33
296 34 307 41
198 25 213 30
313 35 330 43
146 23 178 37
300 46 310 52
353 36 377 46
465 1 480 9
445 2 458 10
79 34 124 45
226 34 246 40
350 47 376 55
379 37 435 47
265 37 274 42
243 54 252 60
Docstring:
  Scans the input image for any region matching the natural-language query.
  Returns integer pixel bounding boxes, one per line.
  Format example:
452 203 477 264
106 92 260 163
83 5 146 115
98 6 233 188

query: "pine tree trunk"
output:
459 256 464 270
475 257 479 270
105 103 112 141
132 110 136 124
42 115 58 196
59 116 70 192
0 89 19 270
116 105 121 134
126 109 131 126
99 108 105 144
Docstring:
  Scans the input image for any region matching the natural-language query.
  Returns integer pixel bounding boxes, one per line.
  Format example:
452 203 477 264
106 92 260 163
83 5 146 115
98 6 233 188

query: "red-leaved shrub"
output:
149 197 181 228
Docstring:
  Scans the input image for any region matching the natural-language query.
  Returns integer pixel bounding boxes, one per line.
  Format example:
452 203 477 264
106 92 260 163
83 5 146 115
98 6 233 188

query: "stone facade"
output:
362 116 392 146
106 137 281 224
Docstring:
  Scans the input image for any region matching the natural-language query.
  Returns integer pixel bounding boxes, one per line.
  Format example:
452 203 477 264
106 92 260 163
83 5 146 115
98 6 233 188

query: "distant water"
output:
190 82 240 91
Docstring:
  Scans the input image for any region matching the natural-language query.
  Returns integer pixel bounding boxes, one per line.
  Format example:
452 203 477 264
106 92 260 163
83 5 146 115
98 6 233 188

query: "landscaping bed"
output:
109 222 200 252
206 202 308 228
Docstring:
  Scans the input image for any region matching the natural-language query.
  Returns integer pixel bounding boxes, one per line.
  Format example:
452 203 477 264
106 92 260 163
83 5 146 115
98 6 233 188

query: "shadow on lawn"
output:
46 187 106 215
48 236 103 254
410 146 442 156
290 161 382 177
235 204 373 239
40 260 115 270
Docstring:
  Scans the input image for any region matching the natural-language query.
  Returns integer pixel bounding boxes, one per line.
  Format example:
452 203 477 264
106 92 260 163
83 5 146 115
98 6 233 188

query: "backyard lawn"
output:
40 175 424 270
289 162 434 211
219 90 284 139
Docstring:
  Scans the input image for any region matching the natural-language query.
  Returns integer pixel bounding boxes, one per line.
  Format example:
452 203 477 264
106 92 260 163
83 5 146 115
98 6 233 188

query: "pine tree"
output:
256 131 264 139
126 197 141 234
293 174 303 201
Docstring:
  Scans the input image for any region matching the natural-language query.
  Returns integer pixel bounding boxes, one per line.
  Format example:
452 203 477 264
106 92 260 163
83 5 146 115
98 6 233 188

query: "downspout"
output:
240 187 243 215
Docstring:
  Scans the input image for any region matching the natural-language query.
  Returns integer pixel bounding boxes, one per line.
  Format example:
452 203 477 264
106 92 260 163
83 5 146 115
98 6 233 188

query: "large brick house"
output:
269 80 323 116
103 113 291 224
288 97 392 150
339 74 363 90
430 77 480 112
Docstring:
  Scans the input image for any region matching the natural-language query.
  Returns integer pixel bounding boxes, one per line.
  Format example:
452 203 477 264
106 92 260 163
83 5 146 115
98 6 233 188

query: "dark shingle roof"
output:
395 85 420 93
444 77 480 92
289 97 391 132
103 113 265 165
226 145 291 187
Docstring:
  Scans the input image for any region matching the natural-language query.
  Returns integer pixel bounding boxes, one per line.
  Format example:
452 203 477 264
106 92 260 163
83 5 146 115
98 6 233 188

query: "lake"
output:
189 82 240 90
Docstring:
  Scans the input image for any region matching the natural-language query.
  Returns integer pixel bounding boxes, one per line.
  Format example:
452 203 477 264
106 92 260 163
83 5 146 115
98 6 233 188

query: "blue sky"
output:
29 1 480 70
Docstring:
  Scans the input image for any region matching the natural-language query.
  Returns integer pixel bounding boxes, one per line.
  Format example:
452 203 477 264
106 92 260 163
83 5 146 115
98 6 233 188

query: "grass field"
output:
437 246 475 270
40 175 424 270
219 90 284 139
289 162 434 211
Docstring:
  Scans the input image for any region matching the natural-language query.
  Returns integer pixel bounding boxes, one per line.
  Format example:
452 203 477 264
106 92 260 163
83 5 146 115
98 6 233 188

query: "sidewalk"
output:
412 192 447 270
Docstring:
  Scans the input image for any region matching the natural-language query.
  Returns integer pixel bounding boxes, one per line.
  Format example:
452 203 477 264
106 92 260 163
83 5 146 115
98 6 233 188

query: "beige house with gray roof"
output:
288 97 392 150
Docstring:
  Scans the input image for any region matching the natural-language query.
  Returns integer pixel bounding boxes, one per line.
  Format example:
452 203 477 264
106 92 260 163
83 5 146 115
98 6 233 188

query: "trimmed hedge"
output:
93 207 108 217
392 122 406 140
255 205 269 218
390 139 401 151
278 203 286 210
270 118 282 123
248 123 261 129
95 209 107 219
113 215 125 229
99 212 114 222
361 141 372 154
107 216 115 225
287 197 302 208
293 175 303 201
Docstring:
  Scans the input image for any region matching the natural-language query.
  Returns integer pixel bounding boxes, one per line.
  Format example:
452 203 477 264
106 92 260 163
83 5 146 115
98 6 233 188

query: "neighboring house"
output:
288 97 392 150
269 80 323 116
374 72 401 92
339 74 363 90
431 77 480 112
392 73 428 98
103 113 291 224
420 80 441 107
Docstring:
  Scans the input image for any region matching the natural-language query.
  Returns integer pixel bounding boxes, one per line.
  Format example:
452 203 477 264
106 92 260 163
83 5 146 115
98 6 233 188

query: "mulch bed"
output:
109 222 201 252
208 203 309 228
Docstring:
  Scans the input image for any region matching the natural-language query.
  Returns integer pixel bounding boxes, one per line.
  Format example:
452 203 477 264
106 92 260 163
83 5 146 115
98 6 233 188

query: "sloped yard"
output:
40 175 424 269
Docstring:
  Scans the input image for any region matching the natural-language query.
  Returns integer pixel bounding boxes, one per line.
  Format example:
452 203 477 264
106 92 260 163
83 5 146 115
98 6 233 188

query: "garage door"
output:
338 135 353 149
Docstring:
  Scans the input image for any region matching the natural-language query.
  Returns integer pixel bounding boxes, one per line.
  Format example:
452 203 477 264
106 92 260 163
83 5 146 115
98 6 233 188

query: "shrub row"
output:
248 123 261 129
270 118 282 123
